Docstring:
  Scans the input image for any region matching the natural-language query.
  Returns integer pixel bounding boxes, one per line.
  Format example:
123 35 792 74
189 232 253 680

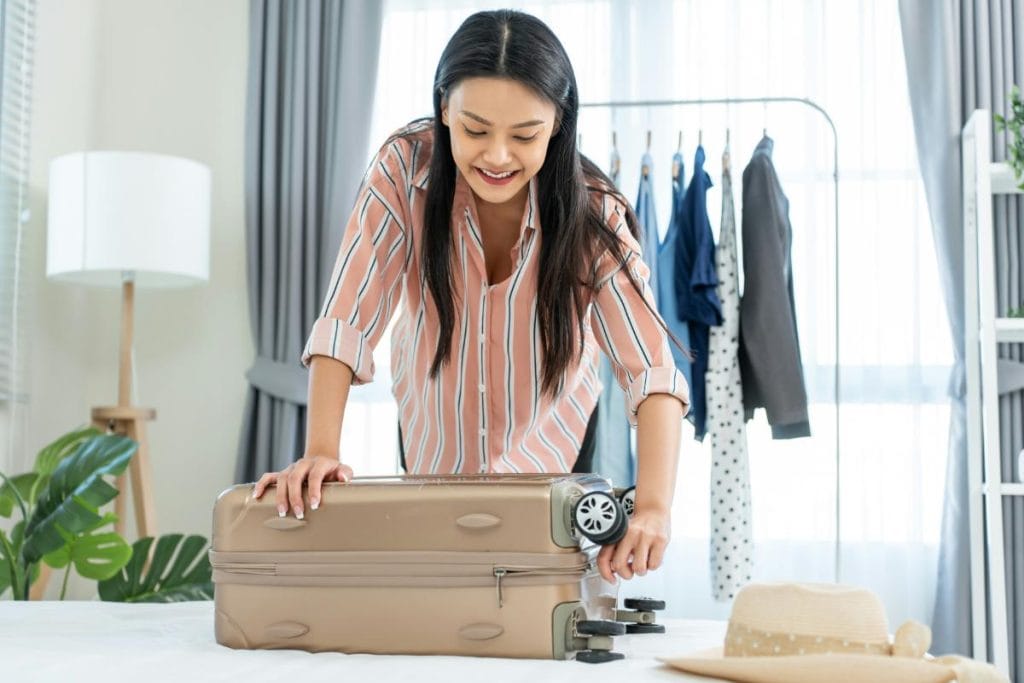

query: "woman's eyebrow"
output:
460 110 544 129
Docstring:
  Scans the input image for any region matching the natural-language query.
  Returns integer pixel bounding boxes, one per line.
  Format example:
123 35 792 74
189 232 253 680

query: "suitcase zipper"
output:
493 561 592 608
210 550 595 608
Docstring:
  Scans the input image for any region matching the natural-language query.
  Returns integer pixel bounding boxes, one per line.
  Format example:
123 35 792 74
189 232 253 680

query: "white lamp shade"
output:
46 151 211 287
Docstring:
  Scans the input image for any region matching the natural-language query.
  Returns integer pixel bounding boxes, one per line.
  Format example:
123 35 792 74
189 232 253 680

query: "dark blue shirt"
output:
674 145 723 440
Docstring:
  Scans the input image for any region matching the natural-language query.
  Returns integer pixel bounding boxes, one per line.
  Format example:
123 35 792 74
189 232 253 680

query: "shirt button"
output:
478 428 486 436
479 334 486 343
478 384 485 392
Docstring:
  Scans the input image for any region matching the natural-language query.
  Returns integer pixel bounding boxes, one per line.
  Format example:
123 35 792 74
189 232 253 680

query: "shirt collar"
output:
421 167 539 234
523 175 538 232
413 163 430 190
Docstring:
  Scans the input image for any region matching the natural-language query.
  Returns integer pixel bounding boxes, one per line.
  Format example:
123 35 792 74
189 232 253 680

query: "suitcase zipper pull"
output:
494 568 508 609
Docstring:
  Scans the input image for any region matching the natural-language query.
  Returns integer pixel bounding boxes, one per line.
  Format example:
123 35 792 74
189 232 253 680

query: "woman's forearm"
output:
304 355 354 459
634 394 685 513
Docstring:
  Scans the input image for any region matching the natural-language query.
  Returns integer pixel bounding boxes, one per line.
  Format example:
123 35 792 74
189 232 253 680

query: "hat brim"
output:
659 647 956 683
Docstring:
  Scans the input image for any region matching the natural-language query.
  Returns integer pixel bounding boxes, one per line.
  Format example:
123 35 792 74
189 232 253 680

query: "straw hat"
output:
660 583 1007 683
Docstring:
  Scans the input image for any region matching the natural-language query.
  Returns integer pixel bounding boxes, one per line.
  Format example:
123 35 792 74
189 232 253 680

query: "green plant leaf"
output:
999 87 1024 186
34 427 102 476
0 529 13 597
0 472 40 518
67 531 132 581
10 519 25 554
98 534 213 603
42 512 125 578
21 434 136 565
0 528 33 599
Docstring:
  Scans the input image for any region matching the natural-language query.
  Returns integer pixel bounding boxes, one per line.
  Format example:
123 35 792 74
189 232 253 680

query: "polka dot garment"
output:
705 146 753 601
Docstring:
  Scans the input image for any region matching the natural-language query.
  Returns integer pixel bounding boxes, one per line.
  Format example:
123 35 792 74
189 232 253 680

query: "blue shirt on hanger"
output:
657 151 694 394
636 152 659 304
674 144 723 441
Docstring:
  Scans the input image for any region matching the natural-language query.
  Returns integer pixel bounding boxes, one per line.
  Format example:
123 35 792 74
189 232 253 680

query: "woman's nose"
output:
482 139 512 167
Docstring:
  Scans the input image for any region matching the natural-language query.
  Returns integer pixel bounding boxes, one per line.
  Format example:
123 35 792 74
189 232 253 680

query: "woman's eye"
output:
461 126 537 142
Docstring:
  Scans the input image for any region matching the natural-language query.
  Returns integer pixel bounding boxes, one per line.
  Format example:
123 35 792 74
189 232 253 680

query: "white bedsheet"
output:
1 601 727 682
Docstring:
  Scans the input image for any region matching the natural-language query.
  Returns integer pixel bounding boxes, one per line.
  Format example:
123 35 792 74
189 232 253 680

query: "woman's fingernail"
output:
294 506 304 520
278 506 286 517
311 498 319 510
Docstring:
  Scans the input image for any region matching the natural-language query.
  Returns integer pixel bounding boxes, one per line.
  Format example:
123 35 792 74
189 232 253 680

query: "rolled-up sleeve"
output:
590 197 690 426
301 141 410 385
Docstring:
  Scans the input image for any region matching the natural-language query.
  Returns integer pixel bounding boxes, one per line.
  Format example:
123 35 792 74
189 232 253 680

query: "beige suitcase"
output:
210 474 646 661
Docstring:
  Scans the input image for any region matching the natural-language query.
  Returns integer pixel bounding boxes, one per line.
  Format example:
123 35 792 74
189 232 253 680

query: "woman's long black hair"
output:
392 9 666 397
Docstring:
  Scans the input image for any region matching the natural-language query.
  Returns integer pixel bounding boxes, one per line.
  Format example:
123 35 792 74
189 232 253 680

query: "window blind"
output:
0 0 35 405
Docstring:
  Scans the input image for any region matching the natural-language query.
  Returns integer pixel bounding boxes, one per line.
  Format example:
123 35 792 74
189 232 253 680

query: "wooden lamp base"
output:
91 405 157 539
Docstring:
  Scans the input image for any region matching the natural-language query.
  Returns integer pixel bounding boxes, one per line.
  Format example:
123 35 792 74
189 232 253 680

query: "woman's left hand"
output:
596 508 671 582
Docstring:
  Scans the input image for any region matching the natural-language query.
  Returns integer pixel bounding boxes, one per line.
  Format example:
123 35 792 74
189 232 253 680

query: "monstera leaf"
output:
34 427 102 477
20 434 136 565
42 512 132 581
98 534 213 603
0 428 104 519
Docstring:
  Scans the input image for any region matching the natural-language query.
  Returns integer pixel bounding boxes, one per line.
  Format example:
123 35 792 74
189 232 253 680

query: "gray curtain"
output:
236 0 383 483
899 0 1023 673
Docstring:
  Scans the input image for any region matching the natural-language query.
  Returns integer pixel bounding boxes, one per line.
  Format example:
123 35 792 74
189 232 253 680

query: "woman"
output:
254 9 689 583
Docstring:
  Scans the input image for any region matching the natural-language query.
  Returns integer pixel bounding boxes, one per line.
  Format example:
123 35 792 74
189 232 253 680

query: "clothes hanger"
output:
642 130 651 178
611 130 621 178
724 127 731 173
673 131 682 180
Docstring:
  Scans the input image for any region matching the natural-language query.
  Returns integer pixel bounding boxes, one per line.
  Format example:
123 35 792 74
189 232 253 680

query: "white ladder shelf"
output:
963 109 1022 678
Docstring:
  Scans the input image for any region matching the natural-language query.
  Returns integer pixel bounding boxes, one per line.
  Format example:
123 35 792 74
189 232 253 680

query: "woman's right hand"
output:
252 455 354 519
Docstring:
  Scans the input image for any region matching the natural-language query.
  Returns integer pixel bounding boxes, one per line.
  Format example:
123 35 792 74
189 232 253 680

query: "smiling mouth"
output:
473 167 520 184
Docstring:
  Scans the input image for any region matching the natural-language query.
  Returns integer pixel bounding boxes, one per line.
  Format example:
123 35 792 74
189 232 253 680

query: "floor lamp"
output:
43 151 210 592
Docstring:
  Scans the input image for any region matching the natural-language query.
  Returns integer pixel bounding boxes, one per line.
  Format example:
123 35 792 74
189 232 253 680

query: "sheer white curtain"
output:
349 0 950 627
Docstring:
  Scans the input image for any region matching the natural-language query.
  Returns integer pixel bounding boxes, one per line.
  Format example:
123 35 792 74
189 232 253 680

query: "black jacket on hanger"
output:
738 136 811 439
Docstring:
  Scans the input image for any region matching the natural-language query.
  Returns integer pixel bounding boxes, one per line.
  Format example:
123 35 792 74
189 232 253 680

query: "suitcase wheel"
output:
617 486 636 518
576 619 626 637
576 649 625 664
623 596 666 612
626 623 666 635
573 491 628 545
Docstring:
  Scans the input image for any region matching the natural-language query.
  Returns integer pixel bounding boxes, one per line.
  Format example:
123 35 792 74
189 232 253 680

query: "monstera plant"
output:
0 427 212 602
995 85 1024 190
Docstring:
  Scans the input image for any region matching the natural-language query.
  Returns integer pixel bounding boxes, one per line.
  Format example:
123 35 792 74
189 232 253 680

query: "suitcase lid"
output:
212 474 612 554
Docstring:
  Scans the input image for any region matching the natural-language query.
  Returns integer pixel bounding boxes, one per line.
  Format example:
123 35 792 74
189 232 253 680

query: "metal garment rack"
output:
579 96 842 582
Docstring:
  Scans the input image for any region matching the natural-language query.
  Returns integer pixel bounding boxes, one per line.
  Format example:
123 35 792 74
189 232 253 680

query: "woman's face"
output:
441 77 559 208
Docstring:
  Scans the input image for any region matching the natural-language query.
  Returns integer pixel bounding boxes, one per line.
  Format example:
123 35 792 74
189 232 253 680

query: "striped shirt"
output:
302 122 689 474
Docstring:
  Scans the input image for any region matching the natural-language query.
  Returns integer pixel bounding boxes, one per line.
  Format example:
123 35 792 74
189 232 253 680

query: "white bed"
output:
1 601 727 682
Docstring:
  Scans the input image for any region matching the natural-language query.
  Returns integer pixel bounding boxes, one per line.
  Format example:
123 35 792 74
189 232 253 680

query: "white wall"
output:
25 0 250 599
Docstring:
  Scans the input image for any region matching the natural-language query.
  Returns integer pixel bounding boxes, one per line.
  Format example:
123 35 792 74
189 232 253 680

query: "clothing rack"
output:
579 96 841 583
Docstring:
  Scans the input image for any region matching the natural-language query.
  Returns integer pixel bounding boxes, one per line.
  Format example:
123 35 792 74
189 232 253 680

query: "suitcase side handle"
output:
263 516 307 531
458 623 504 641
455 513 502 529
